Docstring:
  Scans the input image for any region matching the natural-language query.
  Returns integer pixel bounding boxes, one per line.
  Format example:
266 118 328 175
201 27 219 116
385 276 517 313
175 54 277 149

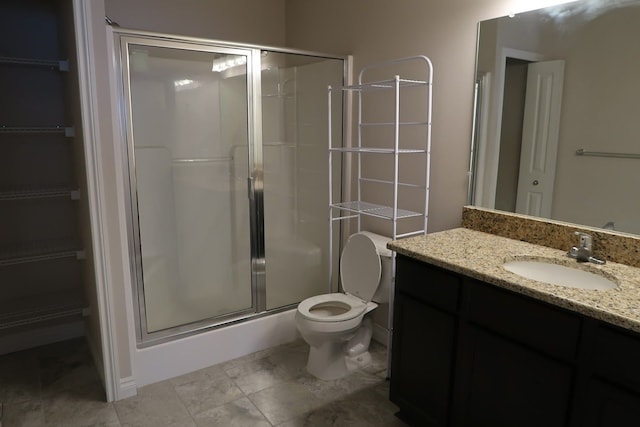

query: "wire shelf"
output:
342 77 430 91
0 126 74 136
329 147 426 154
0 187 80 201
0 292 87 330
0 56 68 71
331 201 422 220
0 240 85 266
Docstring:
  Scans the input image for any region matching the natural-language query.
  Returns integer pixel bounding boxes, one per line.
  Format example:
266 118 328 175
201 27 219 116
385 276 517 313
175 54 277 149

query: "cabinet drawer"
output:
591 325 640 393
466 280 581 360
396 255 461 313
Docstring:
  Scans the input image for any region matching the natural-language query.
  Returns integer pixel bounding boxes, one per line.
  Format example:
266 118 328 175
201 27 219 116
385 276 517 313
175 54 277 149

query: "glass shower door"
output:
260 52 344 309
121 39 256 338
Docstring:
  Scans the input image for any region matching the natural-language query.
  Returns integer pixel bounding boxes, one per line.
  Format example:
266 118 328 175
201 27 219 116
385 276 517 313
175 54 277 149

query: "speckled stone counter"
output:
462 206 640 268
388 228 640 333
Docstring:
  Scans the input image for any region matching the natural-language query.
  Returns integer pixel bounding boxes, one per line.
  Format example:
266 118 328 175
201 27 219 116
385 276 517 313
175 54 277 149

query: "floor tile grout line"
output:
112 393 127 426
167 364 260 425
244 388 277 427
166 375 203 425
218 356 276 426
223 349 303 426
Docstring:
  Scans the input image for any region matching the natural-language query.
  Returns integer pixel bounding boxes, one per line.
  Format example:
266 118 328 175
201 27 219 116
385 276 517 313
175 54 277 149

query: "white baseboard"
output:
0 320 85 355
117 376 137 400
86 331 105 385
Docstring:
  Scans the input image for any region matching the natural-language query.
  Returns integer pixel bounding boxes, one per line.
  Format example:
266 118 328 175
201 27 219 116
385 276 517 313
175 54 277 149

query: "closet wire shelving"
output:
0 53 87 330
328 55 433 365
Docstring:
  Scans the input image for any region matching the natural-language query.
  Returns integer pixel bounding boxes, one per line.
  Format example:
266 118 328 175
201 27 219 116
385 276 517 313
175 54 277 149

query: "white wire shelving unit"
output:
0 53 87 332
328 56 433 364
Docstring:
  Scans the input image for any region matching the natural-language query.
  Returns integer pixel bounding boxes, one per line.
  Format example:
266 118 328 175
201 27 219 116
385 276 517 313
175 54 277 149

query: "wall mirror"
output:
469 0 640 235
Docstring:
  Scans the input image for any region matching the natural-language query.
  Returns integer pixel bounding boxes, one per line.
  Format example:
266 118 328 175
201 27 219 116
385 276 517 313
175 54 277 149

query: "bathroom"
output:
2 0 640 425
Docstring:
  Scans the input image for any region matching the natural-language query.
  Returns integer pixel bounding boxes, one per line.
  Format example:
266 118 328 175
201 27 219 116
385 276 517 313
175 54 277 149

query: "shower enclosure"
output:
114 31 346 345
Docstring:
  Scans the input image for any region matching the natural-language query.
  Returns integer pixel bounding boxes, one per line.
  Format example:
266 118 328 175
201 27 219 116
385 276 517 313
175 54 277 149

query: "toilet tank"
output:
357 231 393 304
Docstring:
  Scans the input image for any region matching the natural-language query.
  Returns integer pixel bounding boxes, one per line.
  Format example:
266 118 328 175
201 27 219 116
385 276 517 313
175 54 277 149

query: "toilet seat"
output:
297 293 366 322
297 232 386 324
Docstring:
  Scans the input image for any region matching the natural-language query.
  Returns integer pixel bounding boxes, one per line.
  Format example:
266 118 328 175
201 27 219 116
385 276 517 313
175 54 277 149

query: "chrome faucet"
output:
568 232 605 264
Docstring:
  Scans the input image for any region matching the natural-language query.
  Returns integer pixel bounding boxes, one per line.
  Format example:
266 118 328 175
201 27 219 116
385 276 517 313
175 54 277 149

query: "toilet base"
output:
305 317 374 380
346 350 372 371
307 340 350 380
306 343 374 381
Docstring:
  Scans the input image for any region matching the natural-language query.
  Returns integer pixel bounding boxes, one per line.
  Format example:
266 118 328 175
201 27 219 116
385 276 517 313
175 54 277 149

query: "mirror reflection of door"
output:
496 58 565 218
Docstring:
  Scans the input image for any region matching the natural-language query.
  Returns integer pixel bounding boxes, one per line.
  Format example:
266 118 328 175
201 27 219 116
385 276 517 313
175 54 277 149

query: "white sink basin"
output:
503 260 618 290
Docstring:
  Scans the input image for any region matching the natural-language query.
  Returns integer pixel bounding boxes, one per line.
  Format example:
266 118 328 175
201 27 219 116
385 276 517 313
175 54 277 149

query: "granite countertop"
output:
388 228 640 333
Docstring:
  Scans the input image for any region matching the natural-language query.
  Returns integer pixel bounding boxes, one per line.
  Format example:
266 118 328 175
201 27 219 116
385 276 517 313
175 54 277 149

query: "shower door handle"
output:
247 176 255 200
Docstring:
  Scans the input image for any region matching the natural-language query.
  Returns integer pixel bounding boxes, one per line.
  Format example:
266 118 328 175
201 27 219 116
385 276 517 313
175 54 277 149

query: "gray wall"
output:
285 0 522 232
105 0 286 46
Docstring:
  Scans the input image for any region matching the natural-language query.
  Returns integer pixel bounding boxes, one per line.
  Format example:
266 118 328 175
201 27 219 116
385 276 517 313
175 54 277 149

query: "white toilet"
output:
295 231 392 380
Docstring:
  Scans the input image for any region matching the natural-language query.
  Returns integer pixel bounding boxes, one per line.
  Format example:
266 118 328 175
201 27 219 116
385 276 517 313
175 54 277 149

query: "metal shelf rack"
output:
328 56 433 359
0 43 87 341
328 55 433 257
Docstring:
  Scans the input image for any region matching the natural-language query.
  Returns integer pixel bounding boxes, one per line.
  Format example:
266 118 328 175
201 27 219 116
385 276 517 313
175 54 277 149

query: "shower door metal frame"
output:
113 29 349 347
115 33 265 346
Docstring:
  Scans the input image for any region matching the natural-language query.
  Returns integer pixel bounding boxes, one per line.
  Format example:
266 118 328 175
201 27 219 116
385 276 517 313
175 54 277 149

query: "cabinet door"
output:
582 379 640 427
453 325 573 427
390 293 456 426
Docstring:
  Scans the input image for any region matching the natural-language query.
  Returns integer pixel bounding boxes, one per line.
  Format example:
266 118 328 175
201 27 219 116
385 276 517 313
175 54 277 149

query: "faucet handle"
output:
570 232 605 264
574 231 592 250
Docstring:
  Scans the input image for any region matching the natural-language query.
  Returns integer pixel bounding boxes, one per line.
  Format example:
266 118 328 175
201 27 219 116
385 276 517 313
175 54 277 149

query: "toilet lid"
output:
340 233 381 302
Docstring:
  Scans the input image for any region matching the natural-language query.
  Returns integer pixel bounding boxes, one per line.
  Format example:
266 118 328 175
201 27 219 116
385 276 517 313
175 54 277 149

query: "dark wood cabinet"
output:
390 254 640 427
580 324 640 427
452 325 573 427
391 256 460 426
582 379 640 427
391 293 456 426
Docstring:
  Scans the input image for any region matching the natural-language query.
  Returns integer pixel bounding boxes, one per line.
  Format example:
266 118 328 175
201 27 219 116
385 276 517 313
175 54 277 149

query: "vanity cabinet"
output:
390 256 460 426
580 325 640 427
452 281 577 427
390 254 640 427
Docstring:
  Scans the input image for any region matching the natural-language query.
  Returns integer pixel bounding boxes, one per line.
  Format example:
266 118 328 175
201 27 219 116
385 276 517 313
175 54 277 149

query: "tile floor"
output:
0 337 408 426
